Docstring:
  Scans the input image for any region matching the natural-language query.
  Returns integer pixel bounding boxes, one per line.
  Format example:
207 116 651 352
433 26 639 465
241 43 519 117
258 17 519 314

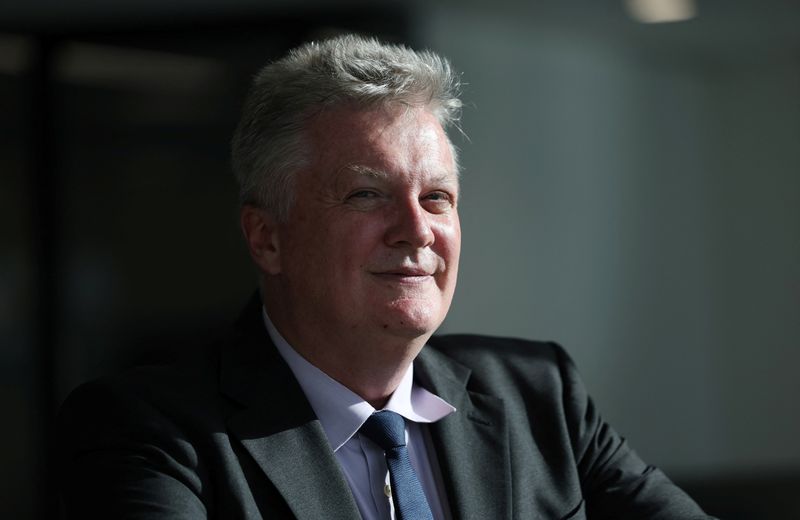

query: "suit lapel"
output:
416 347 511 520
220 296 361 520
218 296 512 520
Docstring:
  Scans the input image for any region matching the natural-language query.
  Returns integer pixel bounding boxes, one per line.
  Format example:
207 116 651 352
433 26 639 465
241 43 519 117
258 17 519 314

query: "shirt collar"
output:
263 307 456 452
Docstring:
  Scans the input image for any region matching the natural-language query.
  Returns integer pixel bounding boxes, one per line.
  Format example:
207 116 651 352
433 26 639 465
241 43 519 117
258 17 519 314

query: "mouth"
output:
372 267 434 282
382 268 430 276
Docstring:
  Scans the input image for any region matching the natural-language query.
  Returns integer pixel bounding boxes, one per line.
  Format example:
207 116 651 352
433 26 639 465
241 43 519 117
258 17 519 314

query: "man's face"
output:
272 104 461 343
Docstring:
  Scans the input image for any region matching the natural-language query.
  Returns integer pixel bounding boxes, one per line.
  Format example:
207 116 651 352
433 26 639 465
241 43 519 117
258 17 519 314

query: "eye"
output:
421 191 455 213
425 191 451 202
347 189 380 200
344 189 385 210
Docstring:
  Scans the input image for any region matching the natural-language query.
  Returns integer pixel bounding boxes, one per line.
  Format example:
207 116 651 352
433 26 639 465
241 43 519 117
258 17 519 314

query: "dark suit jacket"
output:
58 297 713 519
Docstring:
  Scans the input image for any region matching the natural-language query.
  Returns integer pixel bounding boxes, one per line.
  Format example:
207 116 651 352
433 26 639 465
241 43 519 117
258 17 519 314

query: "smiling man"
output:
242 103 461 407
58 35 714 519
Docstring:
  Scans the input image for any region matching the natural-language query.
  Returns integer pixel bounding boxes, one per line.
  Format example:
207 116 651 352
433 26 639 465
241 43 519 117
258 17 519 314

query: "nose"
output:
384 198 435 249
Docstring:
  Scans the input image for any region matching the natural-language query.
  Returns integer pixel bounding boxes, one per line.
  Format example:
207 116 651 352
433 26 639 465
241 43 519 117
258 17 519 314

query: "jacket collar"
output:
219 294 511 520
220 294 361 520
415 346 511 520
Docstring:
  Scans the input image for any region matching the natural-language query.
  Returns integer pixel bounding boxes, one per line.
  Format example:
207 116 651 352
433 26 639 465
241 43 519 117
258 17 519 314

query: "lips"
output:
371 261 438 276
379 268 432 276
370 257 441 278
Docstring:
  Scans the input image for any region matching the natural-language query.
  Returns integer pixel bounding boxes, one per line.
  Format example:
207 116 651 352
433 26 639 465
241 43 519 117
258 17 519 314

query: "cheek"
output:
435 217 462 263
431 219 461 296
280 219 336 277
343 217 390 252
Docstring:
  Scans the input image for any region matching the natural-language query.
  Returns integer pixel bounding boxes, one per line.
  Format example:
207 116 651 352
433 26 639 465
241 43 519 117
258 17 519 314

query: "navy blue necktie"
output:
359 410 434 520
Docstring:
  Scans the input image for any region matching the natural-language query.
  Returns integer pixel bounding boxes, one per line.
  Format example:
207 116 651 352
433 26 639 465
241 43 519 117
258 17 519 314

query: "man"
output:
58 35 714 519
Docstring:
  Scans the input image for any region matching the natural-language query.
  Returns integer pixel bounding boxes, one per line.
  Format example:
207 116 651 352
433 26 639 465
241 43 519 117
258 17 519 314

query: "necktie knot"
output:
360 410 406 450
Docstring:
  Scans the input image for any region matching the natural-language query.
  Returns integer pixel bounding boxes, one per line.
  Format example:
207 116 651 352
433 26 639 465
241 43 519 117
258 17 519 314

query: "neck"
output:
263 297 429 408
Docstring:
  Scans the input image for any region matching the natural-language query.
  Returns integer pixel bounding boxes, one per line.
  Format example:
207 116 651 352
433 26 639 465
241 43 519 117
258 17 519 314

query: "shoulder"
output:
55 339 236 518
58 339 227 448
426 333 576 379
424 333 584 401
427 333 563 360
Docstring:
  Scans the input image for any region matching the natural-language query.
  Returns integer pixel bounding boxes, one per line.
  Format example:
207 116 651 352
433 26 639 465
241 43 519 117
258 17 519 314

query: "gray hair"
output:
231 34 463 220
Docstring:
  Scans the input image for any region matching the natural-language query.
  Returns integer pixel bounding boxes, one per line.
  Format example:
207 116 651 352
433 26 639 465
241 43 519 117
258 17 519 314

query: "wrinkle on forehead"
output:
304 104 458 186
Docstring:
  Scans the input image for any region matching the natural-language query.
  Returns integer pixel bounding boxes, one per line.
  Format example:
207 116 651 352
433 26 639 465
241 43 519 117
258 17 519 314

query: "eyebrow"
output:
342 164 458 185
344 164 390 180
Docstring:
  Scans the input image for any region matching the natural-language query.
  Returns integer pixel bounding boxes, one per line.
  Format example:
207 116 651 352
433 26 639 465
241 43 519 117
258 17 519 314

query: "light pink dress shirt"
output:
263 309 456 520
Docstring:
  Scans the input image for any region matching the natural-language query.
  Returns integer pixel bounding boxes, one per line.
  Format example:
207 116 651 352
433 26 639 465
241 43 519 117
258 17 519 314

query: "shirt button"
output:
384 484 392 497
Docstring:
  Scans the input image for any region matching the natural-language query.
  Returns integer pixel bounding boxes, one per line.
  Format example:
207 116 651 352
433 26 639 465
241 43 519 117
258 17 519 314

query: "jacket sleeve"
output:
553 344 715 520
57 379 209 519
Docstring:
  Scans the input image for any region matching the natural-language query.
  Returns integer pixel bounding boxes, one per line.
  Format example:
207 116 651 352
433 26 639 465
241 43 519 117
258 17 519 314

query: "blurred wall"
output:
425 3 800 480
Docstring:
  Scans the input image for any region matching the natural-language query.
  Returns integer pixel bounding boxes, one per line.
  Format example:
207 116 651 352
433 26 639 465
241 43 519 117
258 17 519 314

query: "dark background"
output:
2 1 798 518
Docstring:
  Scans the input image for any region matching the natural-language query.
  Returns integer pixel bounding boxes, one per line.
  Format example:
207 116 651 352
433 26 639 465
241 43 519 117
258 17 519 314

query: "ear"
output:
240 205 282 275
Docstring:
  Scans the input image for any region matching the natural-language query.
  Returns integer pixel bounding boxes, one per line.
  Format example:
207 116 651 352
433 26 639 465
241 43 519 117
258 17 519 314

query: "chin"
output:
378 300 445 338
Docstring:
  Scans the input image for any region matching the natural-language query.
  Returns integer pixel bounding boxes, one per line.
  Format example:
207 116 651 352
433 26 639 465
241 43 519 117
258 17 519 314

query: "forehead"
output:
302 103 457 184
